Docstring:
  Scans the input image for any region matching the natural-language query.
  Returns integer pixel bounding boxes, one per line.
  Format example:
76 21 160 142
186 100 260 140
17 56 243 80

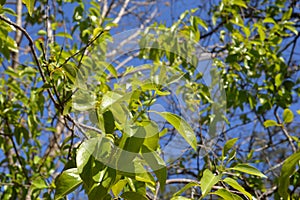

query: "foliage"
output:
0 0 299 199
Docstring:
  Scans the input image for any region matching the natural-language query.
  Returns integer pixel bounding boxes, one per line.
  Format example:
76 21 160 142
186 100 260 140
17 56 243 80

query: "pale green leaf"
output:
211 188 243 200
173 182 199 197
278 151 300 199
200 169 222 197
283 109 294 123
22 0 34 16
263 120 279 128
149 111 197 150
111 179 127 197
56 32 73 39
230 164 267 178
54 168 82 200
222 138 238 159
275 74 283 87
76 138 96 173
263 17 276 24
232 0 247 8
285 25 298 35
223 177 252 200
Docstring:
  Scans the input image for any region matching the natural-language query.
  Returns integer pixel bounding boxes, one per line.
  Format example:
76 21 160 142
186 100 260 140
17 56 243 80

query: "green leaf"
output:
54 168 82 200
120 191 148 200
72 90 96 111
31 176 48 190
278 151 300 199
232 0 247 8
76 138 97 173
211 188 243 200
88 184 109 200
285 25 298 35
149 111 197 150
223 177 252 200
22 0 34 16
140 121 159 151
100 91 129 111
275 74 283 87
263 17 276 24
282 7 293 21
171 196 192 200
200 169 221 197
230 164 267 178
63 64 77 83
222 138 238 159
37 30 47 35
283 109 294 124
103 110 115 134
173 182 199 197
56 32 73 39
263 120 279 128
105 62 118 78
111 179 127 197
142 146 167 191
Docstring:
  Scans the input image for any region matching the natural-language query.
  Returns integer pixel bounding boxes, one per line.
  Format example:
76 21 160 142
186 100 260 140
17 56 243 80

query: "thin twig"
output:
0 15 58 108
274 106 296 153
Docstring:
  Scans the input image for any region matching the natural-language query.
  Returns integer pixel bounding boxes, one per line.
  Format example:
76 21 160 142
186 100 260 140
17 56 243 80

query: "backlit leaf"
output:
149 111 197 150
54 168 82 200
230 164 267 178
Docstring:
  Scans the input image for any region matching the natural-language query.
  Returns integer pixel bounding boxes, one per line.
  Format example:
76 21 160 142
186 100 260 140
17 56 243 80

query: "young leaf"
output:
278 151 300 199
263 120 279 128
200 169 222 197
283 108 294 124
222 138 238 159
230 164 267 178
54 168 82 200
211 188 243 200
173 182 199 197
22 0 34 16
56 32 73 40
223 177 252 199
149 111 197 150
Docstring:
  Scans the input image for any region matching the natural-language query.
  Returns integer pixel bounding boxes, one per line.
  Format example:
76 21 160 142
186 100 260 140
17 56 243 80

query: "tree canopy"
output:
0 0 299 199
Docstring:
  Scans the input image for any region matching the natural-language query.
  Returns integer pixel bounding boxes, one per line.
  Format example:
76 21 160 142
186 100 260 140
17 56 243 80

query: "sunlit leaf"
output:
111 179 127 197
278 151 300 199
56 32 73 39
200 169 221 197
222 138 238 159
263 120 279 128
283 108 294 124
149 111 197 150
54 168 82 200
230 164 267 178
211 188 243 200
173 182 199 197
223 177 252 199
22 0 34 16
